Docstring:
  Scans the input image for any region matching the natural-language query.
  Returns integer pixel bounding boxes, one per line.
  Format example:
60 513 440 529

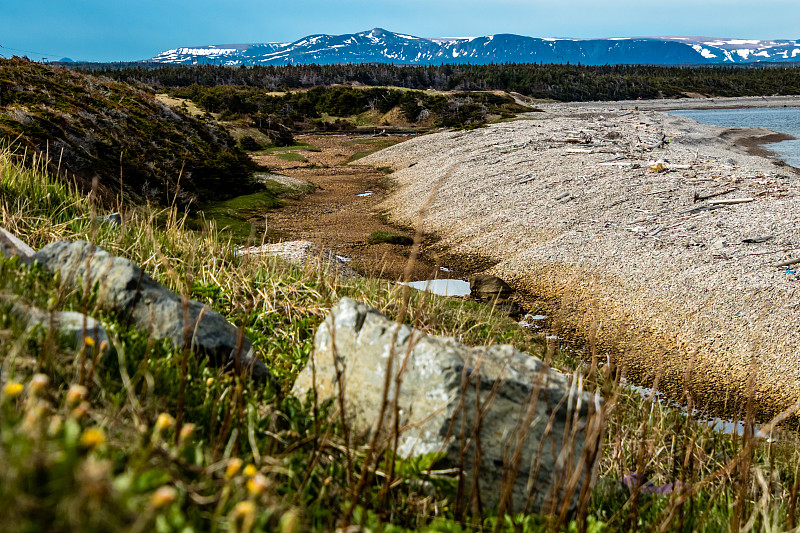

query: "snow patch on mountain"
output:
148 28 800 66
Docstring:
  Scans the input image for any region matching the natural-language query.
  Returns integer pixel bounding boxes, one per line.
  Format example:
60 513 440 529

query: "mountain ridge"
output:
149 28 800 66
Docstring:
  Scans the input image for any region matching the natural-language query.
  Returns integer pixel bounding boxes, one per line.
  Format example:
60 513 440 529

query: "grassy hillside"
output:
2 145 800 532
0 58 258 207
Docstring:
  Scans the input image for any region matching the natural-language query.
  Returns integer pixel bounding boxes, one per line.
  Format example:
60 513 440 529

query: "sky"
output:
2 0 799 63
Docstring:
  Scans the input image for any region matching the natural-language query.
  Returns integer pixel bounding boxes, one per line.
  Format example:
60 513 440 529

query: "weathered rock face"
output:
292 298 602 515
34 240 271 383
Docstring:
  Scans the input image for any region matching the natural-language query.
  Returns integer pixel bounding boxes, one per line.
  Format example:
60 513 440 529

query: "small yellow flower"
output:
150 486 178 509
66 384 88 407
3 381 24 398
225 458 243 479
30 374 49 394
246 474 269 497
70 401 91 420
206 378 215 387
243 464 257 477
179 423 195 444
230 500 256 522
80 427 105 449
84 336 96 347
154 413 174 433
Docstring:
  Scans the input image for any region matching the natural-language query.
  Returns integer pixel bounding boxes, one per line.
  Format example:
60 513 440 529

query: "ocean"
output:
667 106 800 168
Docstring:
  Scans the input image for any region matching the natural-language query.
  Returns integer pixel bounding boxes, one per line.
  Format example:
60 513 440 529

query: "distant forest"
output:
90 63 800 101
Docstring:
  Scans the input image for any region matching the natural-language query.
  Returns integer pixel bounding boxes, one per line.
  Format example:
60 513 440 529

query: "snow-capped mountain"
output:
149 28 800 66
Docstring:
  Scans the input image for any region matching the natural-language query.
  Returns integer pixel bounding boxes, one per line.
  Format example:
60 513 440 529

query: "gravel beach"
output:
362 96 800 421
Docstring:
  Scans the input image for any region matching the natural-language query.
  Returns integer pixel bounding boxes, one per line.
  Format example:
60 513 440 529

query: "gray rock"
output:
96 212 123 226
5 297 110 356
470 274 514 301
292 298 601 515
34 240 272 383
0 227 35 266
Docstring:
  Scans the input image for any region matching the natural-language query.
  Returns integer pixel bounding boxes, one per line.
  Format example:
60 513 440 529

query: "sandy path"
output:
362 98 800 421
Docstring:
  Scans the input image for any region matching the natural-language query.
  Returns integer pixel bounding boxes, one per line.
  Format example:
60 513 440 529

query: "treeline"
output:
169 85 528 131
91 63 800 101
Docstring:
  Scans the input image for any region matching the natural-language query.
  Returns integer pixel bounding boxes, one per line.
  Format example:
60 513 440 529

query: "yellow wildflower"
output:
225 457 243 479
154 413 174 433
179 423 195 444
206 377 215 387
246 474 269 497
243 464 257 477
80 427 105 449
66 384 88 407
84 336 96 347
150 486 178 509
230 500 256 532
70 401 91 420
3 381 24 398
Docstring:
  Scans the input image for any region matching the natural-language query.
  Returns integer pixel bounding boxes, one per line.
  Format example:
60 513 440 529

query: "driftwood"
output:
677 204 727 216
774 257 800 268
741 236 774 244
708 197 754 205
555 192 571 201
693 188 737 203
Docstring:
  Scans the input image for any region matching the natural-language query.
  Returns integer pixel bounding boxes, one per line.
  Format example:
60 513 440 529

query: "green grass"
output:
192 189 285 244
344 139 405 164
367 230 414 246
272 152 308 162
2 143 800 532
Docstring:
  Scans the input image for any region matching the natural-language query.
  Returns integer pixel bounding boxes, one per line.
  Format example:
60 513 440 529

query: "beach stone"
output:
0 227 35 266
470 274 514 301
33 240 272 383
96 212 123 226
292 297 601 514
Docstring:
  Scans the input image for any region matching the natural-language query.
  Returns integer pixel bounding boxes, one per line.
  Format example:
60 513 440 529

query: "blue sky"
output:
2 0 799 62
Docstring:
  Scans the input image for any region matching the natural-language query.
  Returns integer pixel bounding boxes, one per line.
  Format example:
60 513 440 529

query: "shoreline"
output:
363 98 800 423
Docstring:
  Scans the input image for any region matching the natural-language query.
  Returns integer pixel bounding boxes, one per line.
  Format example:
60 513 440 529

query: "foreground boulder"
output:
34 240 271 382
292 298 602 515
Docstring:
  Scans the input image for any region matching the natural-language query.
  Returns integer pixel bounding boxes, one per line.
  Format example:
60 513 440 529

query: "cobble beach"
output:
363 96 800 421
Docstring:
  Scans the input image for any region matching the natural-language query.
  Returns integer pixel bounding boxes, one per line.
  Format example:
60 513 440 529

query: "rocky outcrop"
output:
34 240 272 383
292 298 602 515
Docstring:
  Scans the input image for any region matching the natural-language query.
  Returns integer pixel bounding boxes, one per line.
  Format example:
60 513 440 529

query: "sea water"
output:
668 106 800 168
